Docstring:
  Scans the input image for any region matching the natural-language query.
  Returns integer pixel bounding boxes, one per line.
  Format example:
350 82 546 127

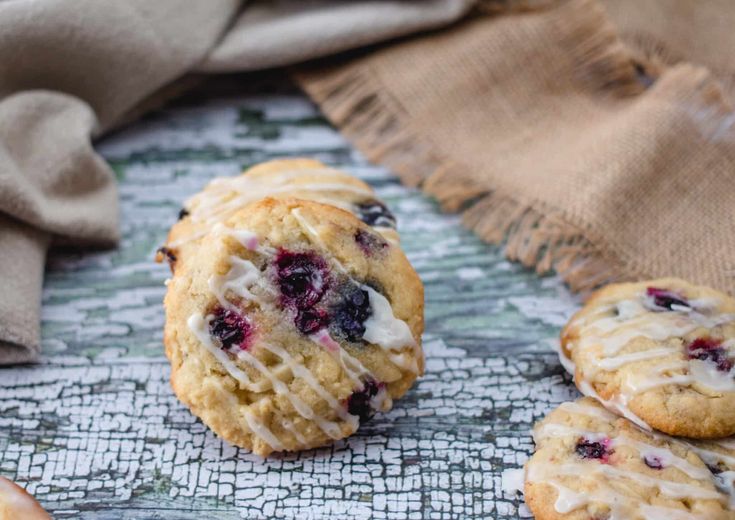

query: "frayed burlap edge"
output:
294 0 653 296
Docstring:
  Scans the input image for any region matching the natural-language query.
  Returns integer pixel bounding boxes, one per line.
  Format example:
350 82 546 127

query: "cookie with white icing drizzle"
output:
562 278 735 438
156 158 399 273
163 198 424 456
524 398 733 520
0 477 50 520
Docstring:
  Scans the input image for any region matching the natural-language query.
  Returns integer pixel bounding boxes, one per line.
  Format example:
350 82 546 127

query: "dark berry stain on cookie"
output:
347 378 385 423
209 307 252 351
575 437 613 463
295 308 329 335
687 337 733 372
355 229 388 256
156 247 177 270
707 462 725 475
178 208 190 221
643 455 664 470
331 285 372 342
275 250 329 310
355 200 397 229
646 287 689 311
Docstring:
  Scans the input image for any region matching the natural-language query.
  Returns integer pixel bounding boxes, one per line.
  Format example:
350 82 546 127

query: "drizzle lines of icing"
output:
529 400 731 518
564 289 735 427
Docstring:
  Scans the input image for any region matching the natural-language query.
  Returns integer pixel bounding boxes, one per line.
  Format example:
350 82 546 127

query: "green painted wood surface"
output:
0 75 581 519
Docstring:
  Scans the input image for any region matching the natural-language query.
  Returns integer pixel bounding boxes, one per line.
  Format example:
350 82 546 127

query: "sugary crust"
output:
164 198 423 456
561 278 735 438
0 477 50 520
524 398 732 520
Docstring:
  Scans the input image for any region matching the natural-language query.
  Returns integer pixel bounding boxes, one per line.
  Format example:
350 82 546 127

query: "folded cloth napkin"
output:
1 0 734 364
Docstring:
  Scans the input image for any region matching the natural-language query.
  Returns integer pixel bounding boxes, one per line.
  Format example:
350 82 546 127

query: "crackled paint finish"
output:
0 76 581 519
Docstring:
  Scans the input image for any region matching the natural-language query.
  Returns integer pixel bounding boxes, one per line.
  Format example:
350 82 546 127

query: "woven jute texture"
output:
296 0 735 295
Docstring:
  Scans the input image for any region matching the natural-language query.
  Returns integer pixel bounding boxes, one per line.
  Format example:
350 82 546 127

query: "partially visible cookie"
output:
525 398 732 519
561 278 735 438
156 158 399 273
685 438 735 511
163 198 424 456
0 477 50 520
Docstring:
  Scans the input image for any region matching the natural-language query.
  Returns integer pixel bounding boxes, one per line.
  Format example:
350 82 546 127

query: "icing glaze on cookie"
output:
564 283 735 431
168 165 397 250
526 399 732 519
186 224 414 451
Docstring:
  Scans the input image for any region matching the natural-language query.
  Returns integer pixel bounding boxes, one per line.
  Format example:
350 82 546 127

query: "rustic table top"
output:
0 75 582 519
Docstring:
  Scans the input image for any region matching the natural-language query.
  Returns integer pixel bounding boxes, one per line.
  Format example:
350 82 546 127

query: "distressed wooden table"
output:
0 75 582 519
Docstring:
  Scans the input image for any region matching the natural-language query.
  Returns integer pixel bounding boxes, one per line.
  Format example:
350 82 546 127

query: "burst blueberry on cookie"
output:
163 198 423 456
561 278 735 438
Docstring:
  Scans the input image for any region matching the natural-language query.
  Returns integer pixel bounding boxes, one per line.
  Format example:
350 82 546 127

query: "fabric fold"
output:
0 215 50 365
295 0 735 295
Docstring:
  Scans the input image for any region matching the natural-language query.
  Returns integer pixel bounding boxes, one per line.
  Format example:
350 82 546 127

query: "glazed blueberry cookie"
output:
525 398 732 519
156 158 399 273
0 477 50 520
561 278 735 438
163 198 424 456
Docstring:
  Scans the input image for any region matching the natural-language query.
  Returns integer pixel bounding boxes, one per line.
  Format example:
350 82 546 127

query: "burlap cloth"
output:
1 0 733 364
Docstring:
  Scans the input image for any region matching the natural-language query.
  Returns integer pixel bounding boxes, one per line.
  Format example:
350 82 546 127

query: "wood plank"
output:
0 76 581 519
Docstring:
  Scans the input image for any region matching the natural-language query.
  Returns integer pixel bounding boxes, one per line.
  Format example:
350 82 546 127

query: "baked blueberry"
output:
646 286 689 311
355 200 396 229
209 307 252 351
687 337 733 372
330 285 372 342
275 250 329 310
574 437 612 462
347 378 384 423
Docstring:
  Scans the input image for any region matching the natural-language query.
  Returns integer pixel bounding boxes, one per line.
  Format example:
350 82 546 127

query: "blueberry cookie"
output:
156 158 398 273
561 278 735 438
163 198 424 456
525 398 732 519
685 438 735 510
0 477 50 520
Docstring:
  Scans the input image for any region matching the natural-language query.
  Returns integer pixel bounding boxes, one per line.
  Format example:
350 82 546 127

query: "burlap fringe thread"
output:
296 0 659 296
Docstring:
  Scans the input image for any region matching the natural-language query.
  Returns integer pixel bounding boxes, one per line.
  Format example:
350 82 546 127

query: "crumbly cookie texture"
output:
561 278 735 438
0 477 50 520
163 198 424 456
524 398 734 520
156 158 399 274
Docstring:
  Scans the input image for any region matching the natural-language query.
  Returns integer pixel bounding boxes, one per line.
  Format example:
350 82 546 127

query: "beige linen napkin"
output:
0 0 474 364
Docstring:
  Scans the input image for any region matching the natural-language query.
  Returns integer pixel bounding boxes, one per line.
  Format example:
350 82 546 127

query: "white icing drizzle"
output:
280 416 308 445
258 341 359 430
362 286 416 350
576 377 652 431
565 288 735 427
529 401 730 518
185 202 418 451
209 255 263 307
236 348 344 440
170 167 381 250
310 328 369 387
242 408 285 452
187 313 268 393
290 208 420 373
